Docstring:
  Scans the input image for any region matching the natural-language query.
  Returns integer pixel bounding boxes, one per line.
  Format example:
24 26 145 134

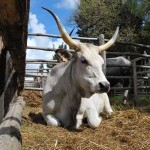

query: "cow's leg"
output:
122 90 129 104
75 98 86 129
42 93 61 126
103 93 114 116
42 113 60 126
76 113 84 129
86 106 102 128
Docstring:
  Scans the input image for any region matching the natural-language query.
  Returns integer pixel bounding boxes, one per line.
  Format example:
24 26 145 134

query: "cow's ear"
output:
98 51 102 55
72 51 80 58
55 49 72 60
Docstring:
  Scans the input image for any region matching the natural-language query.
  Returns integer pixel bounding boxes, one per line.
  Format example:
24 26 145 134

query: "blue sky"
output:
29 0 78 35
26 0 79 69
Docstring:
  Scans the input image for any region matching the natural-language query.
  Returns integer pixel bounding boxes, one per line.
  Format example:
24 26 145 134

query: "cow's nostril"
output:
99 82 105 89
99 82 110 92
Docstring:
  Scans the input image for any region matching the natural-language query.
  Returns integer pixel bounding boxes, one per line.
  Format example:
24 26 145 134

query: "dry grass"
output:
21 91 150 150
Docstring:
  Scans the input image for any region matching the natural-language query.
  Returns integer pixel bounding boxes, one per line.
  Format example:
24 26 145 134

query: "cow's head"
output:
42 7 119 94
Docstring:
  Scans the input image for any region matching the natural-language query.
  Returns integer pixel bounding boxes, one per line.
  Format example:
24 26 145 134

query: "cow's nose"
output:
99 81 110 92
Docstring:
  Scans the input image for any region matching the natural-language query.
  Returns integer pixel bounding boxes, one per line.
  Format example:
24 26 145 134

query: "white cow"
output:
42 7 118 129
55 50 114 128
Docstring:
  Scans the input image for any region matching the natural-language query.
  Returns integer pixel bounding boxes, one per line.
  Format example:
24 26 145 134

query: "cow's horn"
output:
98 27 119 52
42 7 79 50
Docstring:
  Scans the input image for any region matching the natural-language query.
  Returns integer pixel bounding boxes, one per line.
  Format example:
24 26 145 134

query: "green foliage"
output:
110 96 133 110
46 63 51 73
73 0 143 45
46 55 56 72
58 42 67 49
110 95 150 111
125 0 150 18
141 21 150 44
125 0 150 44
138 96 150 106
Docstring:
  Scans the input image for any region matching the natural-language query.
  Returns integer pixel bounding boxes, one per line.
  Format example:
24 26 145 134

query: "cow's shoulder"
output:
44 62 70 93
50 62 69 77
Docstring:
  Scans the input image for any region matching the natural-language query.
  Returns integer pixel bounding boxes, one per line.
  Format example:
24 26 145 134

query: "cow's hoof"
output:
88 117 102 128
106 111 116 118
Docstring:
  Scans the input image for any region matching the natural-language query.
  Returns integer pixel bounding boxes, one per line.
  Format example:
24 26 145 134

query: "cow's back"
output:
106 57 131 76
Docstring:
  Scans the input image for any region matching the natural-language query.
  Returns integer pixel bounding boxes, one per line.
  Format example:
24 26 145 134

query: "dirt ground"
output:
21 91 150 150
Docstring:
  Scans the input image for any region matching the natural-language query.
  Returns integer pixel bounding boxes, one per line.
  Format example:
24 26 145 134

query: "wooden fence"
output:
0 1 30 149
0 51 18 120
25 33 150 106
0 44 26 150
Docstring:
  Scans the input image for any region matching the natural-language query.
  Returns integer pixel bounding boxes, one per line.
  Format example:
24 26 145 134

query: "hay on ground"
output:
21 91 150 150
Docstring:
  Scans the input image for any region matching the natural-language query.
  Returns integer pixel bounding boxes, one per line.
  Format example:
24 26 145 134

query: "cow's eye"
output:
81 57 88 64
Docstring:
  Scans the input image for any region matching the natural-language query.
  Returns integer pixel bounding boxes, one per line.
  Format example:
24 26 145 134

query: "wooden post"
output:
0 96 25 150
41 77 46 88
132 62 139 106
0 35 4 55
99 34 106 74
0 93 4 122
0 35 5 122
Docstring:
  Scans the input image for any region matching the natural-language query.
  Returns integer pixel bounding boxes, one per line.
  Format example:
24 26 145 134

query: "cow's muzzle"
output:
99 81 110 93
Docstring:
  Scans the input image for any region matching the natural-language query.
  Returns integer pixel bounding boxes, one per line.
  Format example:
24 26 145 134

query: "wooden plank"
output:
107 76 132 79
2 69 16 95
24 87 43 91
3 69 17 114
26 59 58 63
110 86 150 90
24 81 34 84
28 33 150 48
107 65 132 67
24 86 149 92
107 76 148 80
99 34 106 74
137 71 150 75
0 96 25 150
136 65 150 69
24 86 133 91
41 77 46 88
27 46 56 51
26 68 51 71
26 72 48 74
107 52 150 58
27 46 150 59
25 74 47 77
137 86 150 89
28 33 98 41
27 46 75 53
0 48 6 122
26 59 58 64
110 87 132 90
112 40 150 48
0 35 4 55
0 93 4 122
132 62 138 106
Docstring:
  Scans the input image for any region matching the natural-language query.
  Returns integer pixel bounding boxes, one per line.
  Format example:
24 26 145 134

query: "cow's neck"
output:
69 59 89 98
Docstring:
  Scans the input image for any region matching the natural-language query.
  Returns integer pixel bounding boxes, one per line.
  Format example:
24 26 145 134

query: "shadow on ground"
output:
28 112 46 125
